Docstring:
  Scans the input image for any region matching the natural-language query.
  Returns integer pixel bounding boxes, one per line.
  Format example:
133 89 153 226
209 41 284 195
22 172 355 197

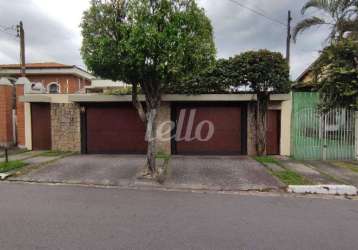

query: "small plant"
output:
156 152 171 161
0 160 27 173
155 152 171 184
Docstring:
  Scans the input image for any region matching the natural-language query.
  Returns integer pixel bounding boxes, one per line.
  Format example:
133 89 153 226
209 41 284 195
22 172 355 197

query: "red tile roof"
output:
0 62 73 69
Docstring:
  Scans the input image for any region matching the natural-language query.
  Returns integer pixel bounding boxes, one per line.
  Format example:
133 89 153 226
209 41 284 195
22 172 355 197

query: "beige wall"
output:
280 95 292 156
24 103 32 150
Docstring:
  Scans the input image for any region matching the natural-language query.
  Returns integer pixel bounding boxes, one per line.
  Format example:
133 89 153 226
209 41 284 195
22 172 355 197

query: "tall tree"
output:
81 0 216 175
293 0 358 42
232 50 290 155
313 38 358 111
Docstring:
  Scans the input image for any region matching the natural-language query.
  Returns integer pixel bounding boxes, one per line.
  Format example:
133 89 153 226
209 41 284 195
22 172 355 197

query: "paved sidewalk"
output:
0 151 44 162
279 160 341 185
307 161 358 187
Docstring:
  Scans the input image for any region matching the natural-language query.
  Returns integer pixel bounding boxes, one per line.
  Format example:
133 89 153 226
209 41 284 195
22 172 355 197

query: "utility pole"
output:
286 10 292 66
17 21 26 77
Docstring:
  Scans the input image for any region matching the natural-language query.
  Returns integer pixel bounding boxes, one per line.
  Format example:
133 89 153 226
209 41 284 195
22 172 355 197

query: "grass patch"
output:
331 161 358 173
255 156 279 165
273 170 310 185
0 160 27 173
255 156 311 186
38 151 69 157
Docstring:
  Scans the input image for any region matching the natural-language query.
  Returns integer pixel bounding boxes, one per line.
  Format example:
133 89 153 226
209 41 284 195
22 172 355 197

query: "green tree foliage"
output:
313 38 358 111
293 0 358 43
167 59 234 94
232 50 290 94
232 50 290 155
81 0 216 174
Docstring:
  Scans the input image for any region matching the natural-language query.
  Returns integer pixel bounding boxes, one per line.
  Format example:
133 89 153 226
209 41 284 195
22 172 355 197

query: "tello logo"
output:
147 109 215 142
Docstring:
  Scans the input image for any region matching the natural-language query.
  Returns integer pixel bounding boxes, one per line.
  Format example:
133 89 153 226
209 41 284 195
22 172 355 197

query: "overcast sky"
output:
0 0 331 79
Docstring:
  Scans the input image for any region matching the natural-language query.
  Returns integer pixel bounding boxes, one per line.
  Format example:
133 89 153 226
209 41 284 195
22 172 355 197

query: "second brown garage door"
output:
173 104 246 155
31 103 52 150
86 104 147 154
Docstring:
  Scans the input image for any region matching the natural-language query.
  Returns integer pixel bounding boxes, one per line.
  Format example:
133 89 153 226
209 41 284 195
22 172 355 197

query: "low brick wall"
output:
51 103 81 152
0 83 14 147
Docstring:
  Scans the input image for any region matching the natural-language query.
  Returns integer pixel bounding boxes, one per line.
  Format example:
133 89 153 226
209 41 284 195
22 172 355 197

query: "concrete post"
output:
15 77 31 148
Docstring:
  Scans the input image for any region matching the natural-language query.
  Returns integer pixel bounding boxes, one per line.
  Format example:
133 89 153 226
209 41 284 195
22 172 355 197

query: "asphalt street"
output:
0 182 357 250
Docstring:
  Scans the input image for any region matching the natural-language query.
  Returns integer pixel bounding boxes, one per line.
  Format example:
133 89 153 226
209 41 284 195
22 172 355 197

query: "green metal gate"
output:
293 92 356 160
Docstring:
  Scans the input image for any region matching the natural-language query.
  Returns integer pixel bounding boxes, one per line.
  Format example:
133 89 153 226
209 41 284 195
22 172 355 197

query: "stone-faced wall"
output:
51 103 81 152
156 102 172 155
247 102 257 156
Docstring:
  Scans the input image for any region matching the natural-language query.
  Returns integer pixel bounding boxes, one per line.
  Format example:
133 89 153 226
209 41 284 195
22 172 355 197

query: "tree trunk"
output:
131 81 161 176
256 92 269 156
132 83 146 123
145 107 158 174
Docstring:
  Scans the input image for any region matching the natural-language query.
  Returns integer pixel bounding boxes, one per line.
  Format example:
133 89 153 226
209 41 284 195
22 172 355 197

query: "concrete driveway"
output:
11 154 282 191
167 156 283 191
12 155 146 186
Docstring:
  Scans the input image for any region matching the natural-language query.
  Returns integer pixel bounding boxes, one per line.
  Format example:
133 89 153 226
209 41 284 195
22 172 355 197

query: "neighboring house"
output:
294 59 319 91
0 62 95 148
0 62 94 94
91 79 129 88
85 79 130 93
292 62 357 161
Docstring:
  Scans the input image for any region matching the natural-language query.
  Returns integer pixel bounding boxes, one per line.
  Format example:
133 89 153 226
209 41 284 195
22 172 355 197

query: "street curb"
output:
288 185 357 196
3 180 358 201
0 172 13 180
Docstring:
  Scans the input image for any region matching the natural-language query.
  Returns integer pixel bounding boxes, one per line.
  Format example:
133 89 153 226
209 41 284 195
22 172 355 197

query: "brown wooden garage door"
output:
86 104 147 154
266 110 281 155
173 104 246 155
31 103 52 150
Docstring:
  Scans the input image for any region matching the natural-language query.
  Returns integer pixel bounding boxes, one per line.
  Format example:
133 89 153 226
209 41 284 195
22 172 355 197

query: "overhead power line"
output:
227 0 286 27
